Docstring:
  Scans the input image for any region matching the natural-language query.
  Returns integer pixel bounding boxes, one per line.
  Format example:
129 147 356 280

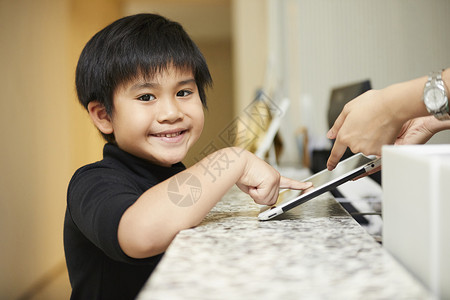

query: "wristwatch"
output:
423 70 450 120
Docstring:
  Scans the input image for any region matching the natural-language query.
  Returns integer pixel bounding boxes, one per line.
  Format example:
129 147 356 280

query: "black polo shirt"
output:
64 143 185 300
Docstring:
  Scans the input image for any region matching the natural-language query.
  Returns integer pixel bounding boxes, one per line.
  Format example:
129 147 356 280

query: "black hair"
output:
75 13 212 143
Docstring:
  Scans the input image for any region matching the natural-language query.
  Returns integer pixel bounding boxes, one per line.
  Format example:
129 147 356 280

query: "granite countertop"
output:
138 186 430 300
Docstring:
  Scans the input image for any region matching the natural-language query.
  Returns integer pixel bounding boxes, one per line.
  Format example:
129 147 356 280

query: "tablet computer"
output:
258 153 381 221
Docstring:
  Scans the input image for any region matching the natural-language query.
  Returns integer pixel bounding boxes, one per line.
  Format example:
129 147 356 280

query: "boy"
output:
64 13 311 300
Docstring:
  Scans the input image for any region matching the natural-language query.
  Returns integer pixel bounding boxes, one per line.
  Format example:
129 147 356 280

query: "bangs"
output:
106 16 211 105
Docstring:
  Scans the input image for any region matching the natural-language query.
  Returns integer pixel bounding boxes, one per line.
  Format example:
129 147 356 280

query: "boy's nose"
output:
157 98 184 123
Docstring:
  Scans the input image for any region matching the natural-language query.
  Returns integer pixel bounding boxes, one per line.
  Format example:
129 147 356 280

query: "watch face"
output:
424 87 446 110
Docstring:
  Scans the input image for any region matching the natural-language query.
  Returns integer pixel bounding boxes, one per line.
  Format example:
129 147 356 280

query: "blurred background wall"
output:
0 0 448 299
0 0 120 298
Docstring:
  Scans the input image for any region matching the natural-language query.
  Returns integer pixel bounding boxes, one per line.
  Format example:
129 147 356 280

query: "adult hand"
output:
396 115 450 145
326 71 449 171
326 90 404 170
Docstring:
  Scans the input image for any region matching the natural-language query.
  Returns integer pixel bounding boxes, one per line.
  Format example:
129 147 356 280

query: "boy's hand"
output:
119 147 311 258
236 152 312 206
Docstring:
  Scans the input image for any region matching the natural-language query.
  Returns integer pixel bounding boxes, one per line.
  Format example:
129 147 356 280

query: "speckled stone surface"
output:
137 187 430 300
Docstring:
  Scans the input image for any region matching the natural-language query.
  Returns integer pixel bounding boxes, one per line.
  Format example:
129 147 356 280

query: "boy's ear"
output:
87 101 114 134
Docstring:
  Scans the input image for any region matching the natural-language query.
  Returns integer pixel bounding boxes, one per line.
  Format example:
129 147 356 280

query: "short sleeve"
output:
67 166 143 263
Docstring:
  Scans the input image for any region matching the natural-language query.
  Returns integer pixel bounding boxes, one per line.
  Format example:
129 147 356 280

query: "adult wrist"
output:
379 83 412 126
383 76 430 123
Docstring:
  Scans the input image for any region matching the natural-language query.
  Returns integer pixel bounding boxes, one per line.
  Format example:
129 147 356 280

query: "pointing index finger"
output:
326 107 349 170
279 176 313 190
327 140 347 171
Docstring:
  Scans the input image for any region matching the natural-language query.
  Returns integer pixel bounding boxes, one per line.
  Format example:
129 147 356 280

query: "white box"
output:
383 145 450 299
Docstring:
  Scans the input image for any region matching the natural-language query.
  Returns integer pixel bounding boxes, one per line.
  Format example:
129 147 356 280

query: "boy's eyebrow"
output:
129 78 196 92
130 82 157 91
177 78 196 86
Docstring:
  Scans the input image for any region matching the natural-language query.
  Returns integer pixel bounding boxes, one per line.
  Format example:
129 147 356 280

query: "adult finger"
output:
327 107 348 139
327 140 348 171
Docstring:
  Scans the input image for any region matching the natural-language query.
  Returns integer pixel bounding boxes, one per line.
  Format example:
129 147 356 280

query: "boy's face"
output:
109 65 204 166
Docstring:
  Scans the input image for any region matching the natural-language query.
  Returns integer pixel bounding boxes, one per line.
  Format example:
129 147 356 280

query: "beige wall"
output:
0 0 120 298
231 0 267 116
0 0 233 298
1 0 71 298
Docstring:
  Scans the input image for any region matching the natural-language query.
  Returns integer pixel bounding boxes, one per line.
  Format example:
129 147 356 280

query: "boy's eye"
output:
176 90 192 97
137 94 155 102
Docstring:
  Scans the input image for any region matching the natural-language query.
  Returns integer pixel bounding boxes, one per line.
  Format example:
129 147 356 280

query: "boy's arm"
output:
118 147 311 259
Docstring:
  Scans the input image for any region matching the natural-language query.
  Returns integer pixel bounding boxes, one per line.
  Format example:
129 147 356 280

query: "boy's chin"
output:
153 154 186 167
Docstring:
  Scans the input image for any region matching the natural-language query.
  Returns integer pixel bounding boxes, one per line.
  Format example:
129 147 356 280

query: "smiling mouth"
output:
154 130 185 138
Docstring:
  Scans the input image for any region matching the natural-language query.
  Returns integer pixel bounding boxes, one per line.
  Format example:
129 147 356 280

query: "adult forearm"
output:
381 68 450 123
380 76 428 122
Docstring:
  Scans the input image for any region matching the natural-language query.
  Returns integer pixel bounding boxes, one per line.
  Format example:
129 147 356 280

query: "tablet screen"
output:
271 153 375 208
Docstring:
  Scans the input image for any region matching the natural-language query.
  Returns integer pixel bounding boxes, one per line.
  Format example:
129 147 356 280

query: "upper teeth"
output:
156 132 181 138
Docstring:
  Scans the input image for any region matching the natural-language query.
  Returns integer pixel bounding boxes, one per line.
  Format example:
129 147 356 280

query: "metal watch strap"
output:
430 70 450 120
